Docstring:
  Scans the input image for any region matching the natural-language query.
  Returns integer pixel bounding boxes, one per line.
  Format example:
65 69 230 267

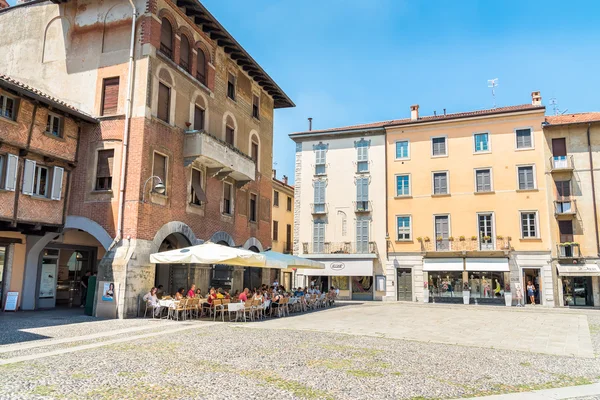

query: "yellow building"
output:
542 113 600 307
271 171 295 288
385 92 555 306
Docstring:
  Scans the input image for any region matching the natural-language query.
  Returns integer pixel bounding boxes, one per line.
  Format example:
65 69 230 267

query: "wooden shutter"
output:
357 145 368 162
191 169 206 204
517 129 532 148
180 36 190 70
101 78 120 116
96 149 114 178
555 180 571 198
194 106 205 131
273 220 278 241
552 138 567 157
22 159 35 195
157 83 170 123
435 216 449 239
4 154 18 191
196 50 206 83
51 166 64 200
286 224 291 243
160 18 173 54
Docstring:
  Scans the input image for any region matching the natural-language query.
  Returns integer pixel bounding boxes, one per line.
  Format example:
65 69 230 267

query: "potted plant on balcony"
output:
423 281 429 303
504 282 512 306
471 236 478 241
436 236 443 242
448 236 455 242
459 236 466 241
496 235 504 240
462 282 470 305
417 237 423 242
424 237 431 242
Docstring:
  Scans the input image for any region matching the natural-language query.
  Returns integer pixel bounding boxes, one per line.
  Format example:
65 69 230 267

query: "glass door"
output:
478 213 494 250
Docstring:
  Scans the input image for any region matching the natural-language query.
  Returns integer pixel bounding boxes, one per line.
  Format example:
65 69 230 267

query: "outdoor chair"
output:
213 299 225 322
243 300 254 322
171 299 187 321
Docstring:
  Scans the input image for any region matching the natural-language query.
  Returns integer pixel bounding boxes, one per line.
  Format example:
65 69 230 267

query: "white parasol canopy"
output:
262 251 325 270
149 242 266 267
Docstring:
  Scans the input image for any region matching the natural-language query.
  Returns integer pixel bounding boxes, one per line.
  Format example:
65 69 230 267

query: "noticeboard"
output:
4 292 18 311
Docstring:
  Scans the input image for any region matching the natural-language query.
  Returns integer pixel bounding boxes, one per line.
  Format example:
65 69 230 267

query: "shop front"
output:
557 264 600 307
298 259 374 300
465 258 510 305
424 258 464 303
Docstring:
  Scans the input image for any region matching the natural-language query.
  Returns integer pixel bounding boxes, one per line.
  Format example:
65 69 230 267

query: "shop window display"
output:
429 272 463 300
562 277 593 307
332 276 349 290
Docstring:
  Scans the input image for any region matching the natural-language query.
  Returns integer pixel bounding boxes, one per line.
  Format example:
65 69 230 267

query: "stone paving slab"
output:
454 382 600 399
238 302 595 358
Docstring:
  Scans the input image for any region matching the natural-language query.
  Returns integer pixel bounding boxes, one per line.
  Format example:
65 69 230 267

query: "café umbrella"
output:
149 242 267 267
261 251 325 270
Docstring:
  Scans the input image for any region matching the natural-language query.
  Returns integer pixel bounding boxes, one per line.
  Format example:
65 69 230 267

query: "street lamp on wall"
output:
142 175 166 202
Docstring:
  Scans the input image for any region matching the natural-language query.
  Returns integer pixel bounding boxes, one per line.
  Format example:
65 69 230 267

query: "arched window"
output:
160 18 173 59
196 48 206 85
225 115 235 146
250 134 259 168
179 35 190 72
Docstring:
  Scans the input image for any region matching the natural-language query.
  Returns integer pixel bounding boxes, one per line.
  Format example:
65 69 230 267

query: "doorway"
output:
523 268 542 305
396 268 412 301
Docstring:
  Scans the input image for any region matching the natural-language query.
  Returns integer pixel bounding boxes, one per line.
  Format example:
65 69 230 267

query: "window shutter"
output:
51 166 64 200
22 159 35 195
362 178 368 201
180 36 190 69
194 106 205 131
101 78 119 116
4 154 18 191
96 149 114 178
191 170 207 204
157 83 170 123
356 179 362 201
441 174 447 193
196 50 206 83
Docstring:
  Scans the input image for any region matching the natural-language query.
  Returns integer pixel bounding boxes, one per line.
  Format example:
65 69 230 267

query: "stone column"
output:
232 266 244 294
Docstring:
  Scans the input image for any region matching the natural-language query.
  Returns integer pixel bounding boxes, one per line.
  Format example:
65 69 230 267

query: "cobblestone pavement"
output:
0 303 598 400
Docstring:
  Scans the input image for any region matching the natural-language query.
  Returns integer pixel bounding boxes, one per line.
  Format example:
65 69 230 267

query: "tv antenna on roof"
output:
487 78 499 108
549 98 568 116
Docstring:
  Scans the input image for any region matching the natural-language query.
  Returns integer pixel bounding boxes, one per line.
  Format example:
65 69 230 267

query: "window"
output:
475 168 492 192
225 125 235 146
396 175 410 196
273 190 279 207
432 172 448 195
190 168 206 206
432 136 447 157
196 49 207 85
555 180 571 198
179 35 191 72
46 113 62 137
395 140 409 159
227 73 236 100
521 212 538 238
434 215 450 251
356 140 369 172
95 149 114 191
518 166 535 190
315 148 326 175
0 94 17 121
159 18 173 58
286 224 292 252
252 94 260 119
474 132 489 152
193 105 205 131
478 213 494 250
157 83 170 123
0 154 18 191
251 140 259 164
356 217 370 253
222 182 232 215
249 193 257 222
516 128 533 149
397 216 411 241
33 165 49 197
286 196 292 212
313 219 325 253
101 77 120 116
356 176 369 211
313 180 326 213
22 160 63 200
152 152 167 195
273 220 279 241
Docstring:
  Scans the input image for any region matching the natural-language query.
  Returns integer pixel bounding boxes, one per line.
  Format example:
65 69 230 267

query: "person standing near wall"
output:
80 271 91 308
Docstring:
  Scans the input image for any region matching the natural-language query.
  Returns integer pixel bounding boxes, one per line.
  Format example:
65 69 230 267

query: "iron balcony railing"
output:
557 243 581 259
421 237 510 252
550 155 574 172
353 200 372 213
302 241 377 255
311 203 328 215
159 44 173 59
554 199 577 218
196 72 207 86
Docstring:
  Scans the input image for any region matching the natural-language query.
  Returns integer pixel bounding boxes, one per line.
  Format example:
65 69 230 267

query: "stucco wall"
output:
271 179 294 253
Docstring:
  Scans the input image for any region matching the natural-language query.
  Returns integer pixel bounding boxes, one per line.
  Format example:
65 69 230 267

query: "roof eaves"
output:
289 126 386 139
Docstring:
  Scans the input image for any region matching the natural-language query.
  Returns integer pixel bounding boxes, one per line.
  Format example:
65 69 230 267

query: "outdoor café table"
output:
158 299 178 319
227 302 246 322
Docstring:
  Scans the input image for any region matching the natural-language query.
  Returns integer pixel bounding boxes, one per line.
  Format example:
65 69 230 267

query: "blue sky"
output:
8 0 599 183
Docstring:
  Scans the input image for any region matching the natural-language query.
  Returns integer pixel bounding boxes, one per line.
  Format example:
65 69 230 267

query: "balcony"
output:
302 241 377 255
184 130 255 185
554 199 577 219
557 243 582 259
550 155 574 173
420 237 511 256
311 203 328 215
353 200 371 213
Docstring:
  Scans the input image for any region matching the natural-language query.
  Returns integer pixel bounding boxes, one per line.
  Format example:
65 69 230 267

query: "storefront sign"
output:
557 264 600 276
4 292 18 311
298 259 373 276
330 262 345 271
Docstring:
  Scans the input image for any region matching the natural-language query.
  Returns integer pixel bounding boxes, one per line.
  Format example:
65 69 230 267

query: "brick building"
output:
0 0 293 317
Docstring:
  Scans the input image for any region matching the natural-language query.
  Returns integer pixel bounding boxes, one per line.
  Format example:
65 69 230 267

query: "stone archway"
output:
243 237 263 252
150 221 200 255
209 231 235 247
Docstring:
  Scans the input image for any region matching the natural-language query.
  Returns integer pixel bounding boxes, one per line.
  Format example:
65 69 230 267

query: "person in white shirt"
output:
143 287 161 317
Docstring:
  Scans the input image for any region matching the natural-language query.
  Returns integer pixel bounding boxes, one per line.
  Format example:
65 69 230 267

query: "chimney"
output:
443 108 446 116
272 169 276 179
0 0 9 9
282 175 288 185
531 91 542 106
308 117 313 131
410 105 419 121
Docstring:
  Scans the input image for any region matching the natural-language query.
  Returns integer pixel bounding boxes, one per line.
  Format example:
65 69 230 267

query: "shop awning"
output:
423 258 463 272
297 259 373 277
557 264 600 276
149 242 266 267
262 251 325 270
466 258 510 272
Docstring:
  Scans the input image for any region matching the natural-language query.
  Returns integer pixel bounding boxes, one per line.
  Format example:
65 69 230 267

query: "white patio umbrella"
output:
149 242 266 267
262 251 325 270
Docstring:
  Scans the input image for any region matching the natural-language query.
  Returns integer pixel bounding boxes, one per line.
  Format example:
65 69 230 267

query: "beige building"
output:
271 171 294 288
543 113 600 307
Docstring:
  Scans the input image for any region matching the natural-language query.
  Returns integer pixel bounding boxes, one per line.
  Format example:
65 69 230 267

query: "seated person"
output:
156 285 165 299
216 288 225 299
175 287 185 300
239 288 249 302
195 288 205 299
187 284 196 298
223 289 231 299
143 287 161 317
202 288 216 314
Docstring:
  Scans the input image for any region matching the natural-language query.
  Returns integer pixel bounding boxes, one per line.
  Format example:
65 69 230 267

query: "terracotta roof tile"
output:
290 104 544 136
545 113 600 126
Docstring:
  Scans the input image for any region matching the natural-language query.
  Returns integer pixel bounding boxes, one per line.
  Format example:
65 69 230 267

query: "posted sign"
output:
4 292 18 311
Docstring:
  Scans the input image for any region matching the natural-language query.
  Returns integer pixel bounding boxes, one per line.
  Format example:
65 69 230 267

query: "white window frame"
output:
474 167 494 193
516 164 537 191
33 164 49 197
514 127 535 150
473 131 491 154
46 112 62 137
0 93 17 121
396 214 412 241
222 181 233 215
519 210 540 239
431 170 449 195
395 174 411 197
395 140 410 160
430 135 448 158
476 211 496 249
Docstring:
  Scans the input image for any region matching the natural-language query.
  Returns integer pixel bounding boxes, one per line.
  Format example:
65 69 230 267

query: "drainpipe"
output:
586 123 600 257
111 0 138 250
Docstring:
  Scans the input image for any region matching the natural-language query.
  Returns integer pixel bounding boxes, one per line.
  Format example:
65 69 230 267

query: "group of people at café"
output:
143 281 339 318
